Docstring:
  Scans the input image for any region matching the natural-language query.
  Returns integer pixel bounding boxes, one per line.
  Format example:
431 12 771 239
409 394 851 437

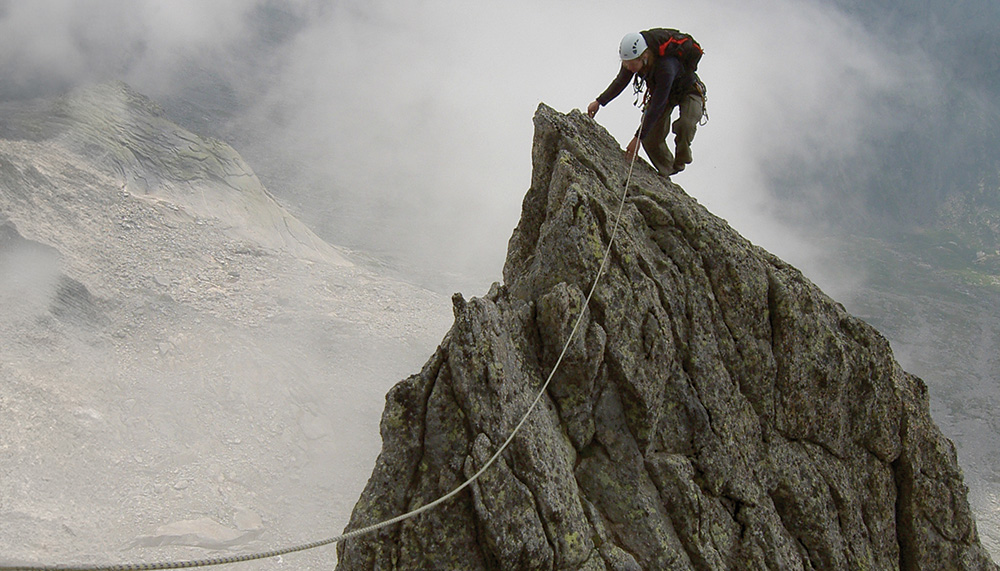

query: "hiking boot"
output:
675 146 693 167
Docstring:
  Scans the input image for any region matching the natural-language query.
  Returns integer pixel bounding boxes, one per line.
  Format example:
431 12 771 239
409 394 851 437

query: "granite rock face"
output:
336 104 998 570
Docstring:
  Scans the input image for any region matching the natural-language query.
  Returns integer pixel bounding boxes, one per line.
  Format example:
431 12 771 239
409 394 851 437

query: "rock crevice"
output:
336 105 997 570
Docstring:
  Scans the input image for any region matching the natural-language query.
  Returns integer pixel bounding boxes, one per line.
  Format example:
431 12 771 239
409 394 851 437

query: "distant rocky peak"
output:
37 81 349 264
56 81 247 190
335 105 997 570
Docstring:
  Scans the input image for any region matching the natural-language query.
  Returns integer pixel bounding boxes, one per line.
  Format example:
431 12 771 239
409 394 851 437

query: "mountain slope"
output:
0 83 451 569
336 105 997 570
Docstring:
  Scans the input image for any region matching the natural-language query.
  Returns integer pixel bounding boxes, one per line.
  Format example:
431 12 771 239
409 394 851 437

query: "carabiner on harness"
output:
694 77 710 126
632 75 648 109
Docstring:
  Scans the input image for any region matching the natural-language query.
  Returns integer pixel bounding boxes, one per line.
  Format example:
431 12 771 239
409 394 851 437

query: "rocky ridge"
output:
336 105 998 570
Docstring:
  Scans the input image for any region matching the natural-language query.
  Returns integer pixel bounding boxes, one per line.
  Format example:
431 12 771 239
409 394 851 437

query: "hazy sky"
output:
0 0 937 297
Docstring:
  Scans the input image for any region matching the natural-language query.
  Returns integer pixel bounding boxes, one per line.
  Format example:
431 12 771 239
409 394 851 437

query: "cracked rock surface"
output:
336 105 998 570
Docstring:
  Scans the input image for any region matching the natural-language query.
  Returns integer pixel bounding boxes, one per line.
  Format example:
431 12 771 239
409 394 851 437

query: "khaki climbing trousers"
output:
641 92 704 175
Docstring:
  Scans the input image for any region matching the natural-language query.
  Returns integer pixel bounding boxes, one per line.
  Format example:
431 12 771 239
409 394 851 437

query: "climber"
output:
587 29 706 176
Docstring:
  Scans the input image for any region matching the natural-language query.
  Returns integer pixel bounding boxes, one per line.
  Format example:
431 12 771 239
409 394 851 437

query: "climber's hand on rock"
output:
625 136 640 161
587 100 600 118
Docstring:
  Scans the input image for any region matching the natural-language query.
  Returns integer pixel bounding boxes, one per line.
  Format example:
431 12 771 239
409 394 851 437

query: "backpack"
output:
643 28 703 74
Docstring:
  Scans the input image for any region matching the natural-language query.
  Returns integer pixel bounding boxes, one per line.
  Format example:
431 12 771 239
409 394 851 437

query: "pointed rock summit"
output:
336 104 997 570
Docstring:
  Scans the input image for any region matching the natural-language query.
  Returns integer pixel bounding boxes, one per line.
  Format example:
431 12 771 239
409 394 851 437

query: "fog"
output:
0 233 63 325
2 0 998 564
0 0 942 296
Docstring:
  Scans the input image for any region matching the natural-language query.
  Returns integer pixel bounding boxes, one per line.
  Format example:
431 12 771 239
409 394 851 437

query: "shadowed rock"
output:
335 105 997 570
1 216 102 326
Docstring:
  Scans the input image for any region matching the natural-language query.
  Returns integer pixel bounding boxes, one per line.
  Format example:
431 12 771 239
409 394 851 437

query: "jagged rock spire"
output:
336 104 997 570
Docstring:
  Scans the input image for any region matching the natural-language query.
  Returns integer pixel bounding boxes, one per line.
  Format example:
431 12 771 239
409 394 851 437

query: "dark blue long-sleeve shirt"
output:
596 55 690 140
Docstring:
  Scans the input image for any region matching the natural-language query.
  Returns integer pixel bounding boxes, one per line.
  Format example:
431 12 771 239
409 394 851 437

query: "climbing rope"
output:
1 109 646 571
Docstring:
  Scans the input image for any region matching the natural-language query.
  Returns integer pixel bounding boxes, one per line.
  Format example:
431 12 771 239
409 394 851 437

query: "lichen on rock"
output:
336 105 998 570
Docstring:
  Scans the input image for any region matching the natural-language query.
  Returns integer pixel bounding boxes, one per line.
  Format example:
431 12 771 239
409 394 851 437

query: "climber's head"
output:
619 32 649 73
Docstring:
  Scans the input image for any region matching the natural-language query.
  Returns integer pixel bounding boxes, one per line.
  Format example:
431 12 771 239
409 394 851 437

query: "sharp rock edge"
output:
336 104 998 571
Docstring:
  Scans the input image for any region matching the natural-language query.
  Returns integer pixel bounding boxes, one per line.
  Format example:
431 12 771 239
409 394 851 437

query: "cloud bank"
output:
0 0 940 297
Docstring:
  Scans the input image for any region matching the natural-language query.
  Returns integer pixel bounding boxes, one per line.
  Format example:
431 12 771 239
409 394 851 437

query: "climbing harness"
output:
0 109 646 571
633 72 707 127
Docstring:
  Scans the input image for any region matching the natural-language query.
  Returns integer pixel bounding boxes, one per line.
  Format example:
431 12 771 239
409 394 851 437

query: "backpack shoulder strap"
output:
643 28 703 71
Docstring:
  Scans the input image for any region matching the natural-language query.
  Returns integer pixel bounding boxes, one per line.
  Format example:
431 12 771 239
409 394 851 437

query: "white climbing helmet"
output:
619 32 647 61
